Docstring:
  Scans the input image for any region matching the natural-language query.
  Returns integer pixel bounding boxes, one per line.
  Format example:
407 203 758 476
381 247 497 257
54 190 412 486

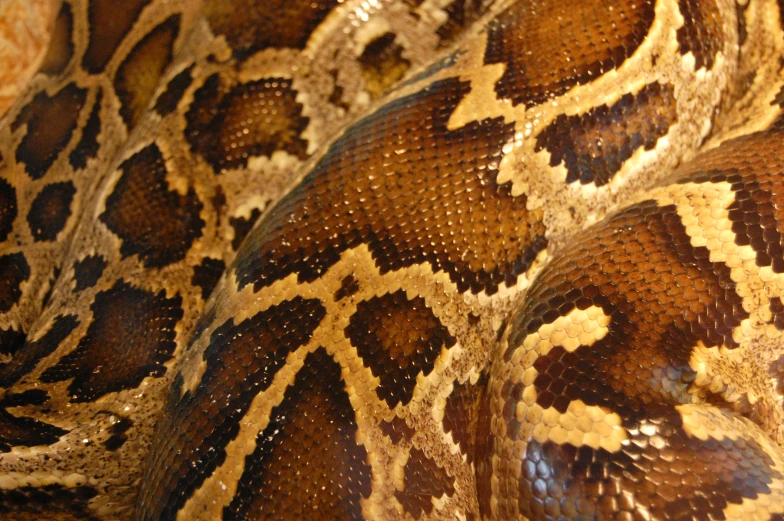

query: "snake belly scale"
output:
0 0 784 519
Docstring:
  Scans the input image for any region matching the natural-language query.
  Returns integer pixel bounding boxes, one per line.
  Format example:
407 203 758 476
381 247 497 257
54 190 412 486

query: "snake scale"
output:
1 0 784 519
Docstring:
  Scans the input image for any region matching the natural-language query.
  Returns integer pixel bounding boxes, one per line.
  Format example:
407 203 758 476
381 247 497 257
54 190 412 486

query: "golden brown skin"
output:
1 0 784 520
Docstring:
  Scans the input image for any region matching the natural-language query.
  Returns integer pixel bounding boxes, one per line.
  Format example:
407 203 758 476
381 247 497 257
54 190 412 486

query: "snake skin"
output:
0 0 784 519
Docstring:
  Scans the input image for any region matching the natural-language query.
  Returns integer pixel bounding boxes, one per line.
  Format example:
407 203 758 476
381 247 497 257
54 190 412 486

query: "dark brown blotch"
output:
0 408 67 452
358 33 410 99
103 415 133 451
0 314 78 388
0 177 16 242
443 374 487 463
27 181 76 242
518 416 781 521
0 485 99 520
39 280 182 402
186 75 309 173
345 291 455 408
82 0 150 73
535 82 677 186
191 257 226 301
203 0 339 58
0 253 30 313
13 83 87 179
380 415 416 444
334 274 360 301
73 254 107 292
230 208 262 250
135 297 326 521
223 348 371 521
727 178 784 273
115 15 180 130
485 0 656 108
770 297 784 331
40 2 74 75
436 0 490 45
233 77 546 296
154 65 194 117
507 202 747 418
100 144 204 268
395 448 455 517
0 327 25 368
69 90 103 171
677 0 723 70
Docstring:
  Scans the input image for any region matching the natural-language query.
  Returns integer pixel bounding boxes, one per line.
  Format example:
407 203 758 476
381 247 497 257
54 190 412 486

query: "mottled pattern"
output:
115 15 179 129
0 253 30 313
12 83 87 179
677 0 723 69
224 349 371 521
137 297 325 521
484 0 656 107
536 82 677 186
69 90 103 171
345 291 456 408
100 144 204 268
82 0 149 72
203 0 340 57
185 75 309 173
358 33 411 98
395 448 455 517
233 78 544 295
39 281 182 402
27 181 76 242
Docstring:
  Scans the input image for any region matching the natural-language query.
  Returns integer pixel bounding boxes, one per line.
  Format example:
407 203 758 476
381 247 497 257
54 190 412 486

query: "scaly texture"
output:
0 0 783 520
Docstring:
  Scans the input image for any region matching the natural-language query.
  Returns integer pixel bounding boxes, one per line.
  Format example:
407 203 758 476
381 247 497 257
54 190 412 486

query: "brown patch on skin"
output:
223 348 371 521
535 82 677 186
677 0 723 70
69 90 103 171
484 0 656 108
334 274 360 301
0 408 67 452
234 78 546 296
100 144 204 268
345 291 456 408
1 389 48 407
72 254 107 292
0 178 16 242
191 257 226 301
82 0 149 73
726 177 784 272
770 297 784 331
115 15 179 130
12 83 87 179
230 208 262 250
40 2 74 75
443 374 487 463
380 415 416 444
358 33 411 99
475 382 494 519
203 0 340 59
154 65 194 117
771 356 784 396
507 201 746 418
103 415 133 451
0 327 25 368
135 297 326 521
0 253 30 313
436 0 489 45
0 315 79 389
27 181 76 242
0 485 99 520
38 280 182 402
186 75 309 173
519 420 781 520
395 448 455 517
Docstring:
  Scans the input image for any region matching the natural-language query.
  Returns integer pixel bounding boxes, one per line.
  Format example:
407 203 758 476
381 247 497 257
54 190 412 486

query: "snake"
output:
0 0 783 519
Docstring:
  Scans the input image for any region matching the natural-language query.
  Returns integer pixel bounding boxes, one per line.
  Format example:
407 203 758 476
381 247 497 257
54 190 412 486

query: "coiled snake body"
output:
0 0 784 519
